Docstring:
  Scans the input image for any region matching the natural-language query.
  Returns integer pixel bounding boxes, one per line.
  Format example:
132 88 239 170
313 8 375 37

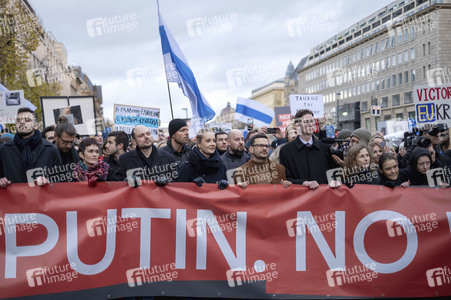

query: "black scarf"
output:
137 145 157 169
187 147 221 176
13 130 42 171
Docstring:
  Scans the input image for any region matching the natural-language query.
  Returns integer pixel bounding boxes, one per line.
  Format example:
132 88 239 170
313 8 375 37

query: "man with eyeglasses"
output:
233 134 291 189
0 108 61 187
54 121 79 166
280 109 335 190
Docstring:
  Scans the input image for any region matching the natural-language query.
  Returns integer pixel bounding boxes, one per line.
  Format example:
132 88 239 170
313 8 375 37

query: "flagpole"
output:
166 81 174 119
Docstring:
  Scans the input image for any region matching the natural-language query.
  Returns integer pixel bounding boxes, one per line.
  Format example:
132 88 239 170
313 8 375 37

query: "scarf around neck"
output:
13 130 42 172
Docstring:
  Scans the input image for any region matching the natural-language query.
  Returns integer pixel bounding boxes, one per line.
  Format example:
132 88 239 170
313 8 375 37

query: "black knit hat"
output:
168 119 188 137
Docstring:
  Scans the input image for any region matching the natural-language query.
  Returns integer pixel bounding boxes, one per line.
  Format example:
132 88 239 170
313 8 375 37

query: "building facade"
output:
287 0 451 132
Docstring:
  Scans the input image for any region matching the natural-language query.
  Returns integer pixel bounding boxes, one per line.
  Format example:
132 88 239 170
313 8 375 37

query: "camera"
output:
427 123 448 136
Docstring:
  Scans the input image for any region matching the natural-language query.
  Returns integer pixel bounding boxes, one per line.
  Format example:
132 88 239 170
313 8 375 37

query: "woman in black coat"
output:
398 147 432 186
177 130 229 189
377 153 410 188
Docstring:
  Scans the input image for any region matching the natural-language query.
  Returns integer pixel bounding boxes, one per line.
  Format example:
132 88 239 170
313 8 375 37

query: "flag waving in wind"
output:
234 97 275 128
157 1 215 136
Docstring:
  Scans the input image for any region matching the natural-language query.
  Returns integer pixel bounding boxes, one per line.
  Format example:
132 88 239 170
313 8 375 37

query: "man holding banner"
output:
280 109 335 189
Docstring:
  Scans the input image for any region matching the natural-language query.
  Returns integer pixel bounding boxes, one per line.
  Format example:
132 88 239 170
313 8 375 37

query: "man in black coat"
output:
104 130 128 181
221 129 250 171
0 108 61 187
116 125 178 185
161 119 192 167
280 109 335 189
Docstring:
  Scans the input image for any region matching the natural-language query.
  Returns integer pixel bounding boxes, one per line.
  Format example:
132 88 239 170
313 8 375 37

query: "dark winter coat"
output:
178 147 227 183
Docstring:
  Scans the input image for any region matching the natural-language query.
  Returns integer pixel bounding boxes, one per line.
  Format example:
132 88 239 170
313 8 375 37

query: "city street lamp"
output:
336 92 341 129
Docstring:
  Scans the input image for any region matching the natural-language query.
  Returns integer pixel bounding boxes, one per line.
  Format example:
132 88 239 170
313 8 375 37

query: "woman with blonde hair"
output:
177 129 229 189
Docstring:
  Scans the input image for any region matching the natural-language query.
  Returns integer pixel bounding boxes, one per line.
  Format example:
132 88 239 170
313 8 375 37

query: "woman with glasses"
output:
177 129 229 190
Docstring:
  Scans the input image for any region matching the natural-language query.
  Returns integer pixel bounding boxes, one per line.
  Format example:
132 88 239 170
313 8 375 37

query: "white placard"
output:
289 94 324 118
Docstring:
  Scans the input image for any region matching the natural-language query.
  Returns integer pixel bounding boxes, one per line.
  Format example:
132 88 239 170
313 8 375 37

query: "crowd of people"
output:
0 107 450 190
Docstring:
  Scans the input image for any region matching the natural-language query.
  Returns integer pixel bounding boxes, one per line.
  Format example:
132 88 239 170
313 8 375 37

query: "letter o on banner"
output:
353 210 418 274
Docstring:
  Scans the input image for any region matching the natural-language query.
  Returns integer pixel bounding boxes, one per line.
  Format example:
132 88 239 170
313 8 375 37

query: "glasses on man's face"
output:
59 137 75 145
16 117 34 123
252 144 270 149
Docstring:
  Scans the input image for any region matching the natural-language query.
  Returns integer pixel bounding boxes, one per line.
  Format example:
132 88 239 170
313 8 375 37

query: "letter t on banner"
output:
157 0 216 137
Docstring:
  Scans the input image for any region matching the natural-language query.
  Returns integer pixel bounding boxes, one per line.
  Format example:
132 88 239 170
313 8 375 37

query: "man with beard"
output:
221 129 250 171
161 119 192 166
0 108 61 187
233 134 291 189
104 131 129 180
117 125 178 186
54 121 79 166
215 131 228 155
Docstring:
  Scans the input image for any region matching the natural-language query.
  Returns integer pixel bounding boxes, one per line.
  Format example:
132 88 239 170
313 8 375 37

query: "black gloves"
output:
155 175 169 187
217 180 229 190
193 177 206 187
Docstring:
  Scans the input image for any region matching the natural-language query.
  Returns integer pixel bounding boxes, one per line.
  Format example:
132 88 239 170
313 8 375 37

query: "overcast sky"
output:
28 0 393 126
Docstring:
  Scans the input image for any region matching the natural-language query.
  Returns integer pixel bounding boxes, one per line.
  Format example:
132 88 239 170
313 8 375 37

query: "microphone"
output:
321 138 350 144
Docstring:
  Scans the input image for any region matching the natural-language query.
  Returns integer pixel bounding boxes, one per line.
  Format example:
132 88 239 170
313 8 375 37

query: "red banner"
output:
1 182 451 299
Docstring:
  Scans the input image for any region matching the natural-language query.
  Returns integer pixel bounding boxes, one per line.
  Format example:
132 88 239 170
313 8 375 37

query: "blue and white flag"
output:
157 1 215 137
234 97 275 128
0 82 36 111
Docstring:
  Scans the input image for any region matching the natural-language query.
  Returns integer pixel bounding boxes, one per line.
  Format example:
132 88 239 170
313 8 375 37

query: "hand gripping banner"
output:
0 182 451 299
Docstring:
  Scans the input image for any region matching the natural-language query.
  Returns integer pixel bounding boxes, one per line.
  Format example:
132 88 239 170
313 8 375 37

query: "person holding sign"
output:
280 109 335 189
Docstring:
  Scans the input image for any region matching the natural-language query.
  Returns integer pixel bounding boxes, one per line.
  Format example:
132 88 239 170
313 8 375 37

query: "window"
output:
423 66 426 79
381 78 385 90
396 113 404 120
381 39 386 51
404 50 409 63
404 71 409 84
375 42 379 53
386 37 390 49
411 69 416 82
365 118 371 130
392 94 400 106
384 115 392 121
404 29 409 42
366 46 371 57
376 79 380 91
398 33 403 44
410 26 415 39
381 97 389 108
371 97 378 106
423 44 426 56
371 81 375 91
362 101 368 111
381 59 385 70
404 92 413 104
398 73 402 85
393 74 397 87
387 76 391 88
428 42 431 55
386 56 390 68
376 61 380 72
391 36 396 47
392 55 397 66
411 47 415 60
398 52 402 65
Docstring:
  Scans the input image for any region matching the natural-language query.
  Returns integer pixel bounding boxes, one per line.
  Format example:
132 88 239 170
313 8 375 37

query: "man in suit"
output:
116 125 178 186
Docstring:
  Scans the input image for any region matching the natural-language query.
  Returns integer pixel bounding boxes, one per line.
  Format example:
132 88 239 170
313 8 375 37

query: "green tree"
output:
0 0 61 121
